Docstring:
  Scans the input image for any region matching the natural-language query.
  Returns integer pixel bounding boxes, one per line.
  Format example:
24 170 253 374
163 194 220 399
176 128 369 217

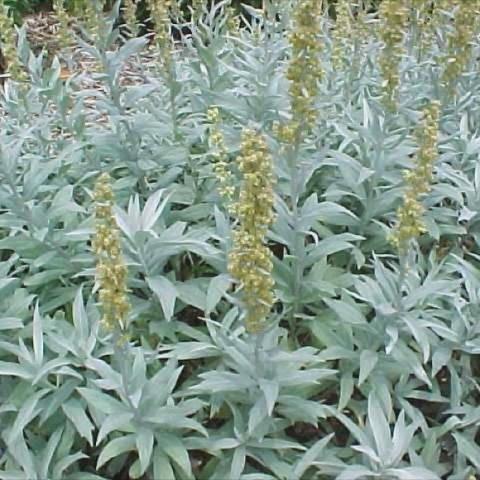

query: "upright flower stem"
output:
275 0 323 331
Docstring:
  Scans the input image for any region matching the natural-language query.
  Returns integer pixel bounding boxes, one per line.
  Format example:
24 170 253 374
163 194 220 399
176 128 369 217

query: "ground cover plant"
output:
0 0 480 478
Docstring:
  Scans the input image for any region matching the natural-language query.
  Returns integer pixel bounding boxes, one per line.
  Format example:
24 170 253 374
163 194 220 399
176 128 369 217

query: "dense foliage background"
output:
0 0 480 479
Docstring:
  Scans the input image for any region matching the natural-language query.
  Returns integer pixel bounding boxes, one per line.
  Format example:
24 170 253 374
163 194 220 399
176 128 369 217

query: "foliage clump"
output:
1 0 480 478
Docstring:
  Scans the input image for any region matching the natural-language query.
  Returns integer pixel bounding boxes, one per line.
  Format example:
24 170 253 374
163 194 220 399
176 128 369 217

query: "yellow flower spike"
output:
228 130 276 334
123 0 139 38
331 0 352 71
390 101 440 252
284 0 323 139
378 0 409 110
92 173 131 333
225 4 240 35
146 0 173 69
441 2 476 95
0 0 27 83
207 107 235 209
53 0 72 49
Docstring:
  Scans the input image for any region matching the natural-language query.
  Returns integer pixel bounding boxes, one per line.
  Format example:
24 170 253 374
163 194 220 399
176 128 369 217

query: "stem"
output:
113 332 137 413
396 249 408 313
287 135 305 332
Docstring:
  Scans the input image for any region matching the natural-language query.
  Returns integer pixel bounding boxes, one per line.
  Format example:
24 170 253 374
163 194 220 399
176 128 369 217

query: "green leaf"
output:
147 276 178 321
368 392 391 460
358 350 378 386
0 317 23 330
62 399 94 446
32 303 43 365
453 432 480 471
153 448 175 480
291 434 333 480
324 298 367 325
136 428 154 476
385 467 441 480
337 465 375 480
76 388 127 415
230 444 246 480
206 274 231 314
157 433 193 479
96 434 137 469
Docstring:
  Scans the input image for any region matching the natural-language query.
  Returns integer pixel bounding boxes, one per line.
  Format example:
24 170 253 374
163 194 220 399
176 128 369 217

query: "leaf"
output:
52 452 88 479
76 388 127 415
453 432 480 470
0 361 31 380
368 392 391 461
0 317 23 330
39 427 63 480
97 434 137 469
324 298 367 325
141 189 171 231
358 350 378 386
72 288 88 341
96 412 135 445
147 276 178 321
291 434 333 479
136 428 154 476
7 389 48 444
153 448 175 480
33 303 43 365
259 379 279 416
206 274 231 314
337 465 375 480
230 444 246 480
385 467 441 480
338 372 354 411
157 433 193 479
62 399 94 446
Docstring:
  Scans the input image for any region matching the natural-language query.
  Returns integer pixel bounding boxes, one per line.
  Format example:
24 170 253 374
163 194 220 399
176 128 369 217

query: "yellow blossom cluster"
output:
123 0 138 38
228 130 276 334
84 0 104 40
53 0 72 49
284 0 323 136
378 0 408 110
147 0 173 68
92 173 131 332
353 2 372 46
0 0 26 83
391 101 440 251
225 5 240 34
191 0 206 18
331 0 352 70
441 2 476 93
207 107 235 208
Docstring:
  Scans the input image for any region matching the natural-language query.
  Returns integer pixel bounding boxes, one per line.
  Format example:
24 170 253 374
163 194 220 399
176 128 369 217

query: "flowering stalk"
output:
228 130 276 334
441 2 476 95
378 0 408 110
0 0 26 83
207 107 235 209
331 0 352 71
53 0 73 49
123 0 139 38
147 0 181 140
225 3 240 35
92 173 131 333
147 0 173 70
390 101 440 252
273 0 323 329
85 0 105 41
284 0 323 137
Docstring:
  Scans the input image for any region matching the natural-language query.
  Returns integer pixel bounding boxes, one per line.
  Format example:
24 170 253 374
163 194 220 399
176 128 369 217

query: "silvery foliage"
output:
0 0 479 478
